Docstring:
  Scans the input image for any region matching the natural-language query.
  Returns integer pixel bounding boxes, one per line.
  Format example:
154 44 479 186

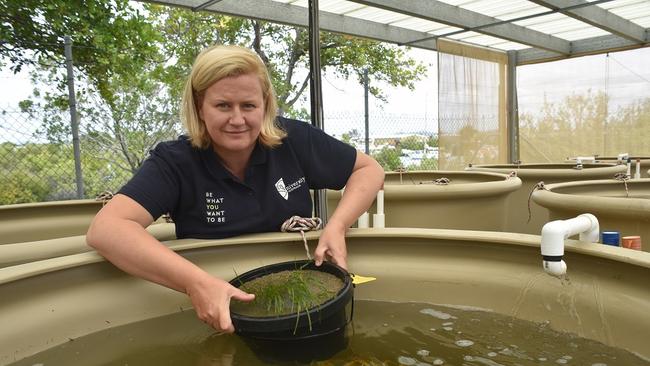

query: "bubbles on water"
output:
432 359 444 365
464 355 507 366
455 340 474 347
487 352 498 357
591 363 608 366
417 350 430 357
442 326 453 331
498 346 533 360
420 308 457 320
442 322 454 326
398 356 417 365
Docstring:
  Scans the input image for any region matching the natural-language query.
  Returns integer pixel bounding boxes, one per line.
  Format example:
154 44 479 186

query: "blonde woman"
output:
87 45 384 333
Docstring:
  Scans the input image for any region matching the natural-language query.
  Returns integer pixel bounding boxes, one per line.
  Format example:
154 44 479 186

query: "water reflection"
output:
9 300 650 366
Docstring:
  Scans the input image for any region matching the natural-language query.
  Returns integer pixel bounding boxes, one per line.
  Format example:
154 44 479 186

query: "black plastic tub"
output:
229 259 354 362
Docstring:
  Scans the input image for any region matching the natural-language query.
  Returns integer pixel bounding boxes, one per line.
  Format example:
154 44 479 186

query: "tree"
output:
0 0 161 103
2 1 426 201
400 135 426 150
427 135 438 148
372 147 402 171
150 5 427 116
519 90 611 162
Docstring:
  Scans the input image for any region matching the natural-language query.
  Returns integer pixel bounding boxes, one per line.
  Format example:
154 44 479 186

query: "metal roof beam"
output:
347 0 570 54
146 0 439 50
530 0 648 43
517 33 650 64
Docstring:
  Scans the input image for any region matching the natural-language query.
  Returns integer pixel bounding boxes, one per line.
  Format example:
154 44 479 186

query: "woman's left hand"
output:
314 220 348 270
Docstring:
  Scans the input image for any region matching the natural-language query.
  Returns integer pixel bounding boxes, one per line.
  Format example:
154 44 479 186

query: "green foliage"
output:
150 5 426 115
519 91 650 162
427 135 439 147
399 135 426 150
416 156 438 170
373 146 402 171
0 0 161 104
1 1 426 204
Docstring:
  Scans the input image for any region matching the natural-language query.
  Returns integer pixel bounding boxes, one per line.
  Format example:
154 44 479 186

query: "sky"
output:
0 47 439 141
2 45 649 142
517 47 650 115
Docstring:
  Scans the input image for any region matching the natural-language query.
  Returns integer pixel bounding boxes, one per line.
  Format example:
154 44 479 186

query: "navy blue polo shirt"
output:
118 117 356 239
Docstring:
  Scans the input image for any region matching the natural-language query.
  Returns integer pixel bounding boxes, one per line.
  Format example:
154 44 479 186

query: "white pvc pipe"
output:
635 159 641 179
357 212 369 228
575 156 596 163
373 189 385 228
540 213 599 277
376 190 384 215
626 159 632 177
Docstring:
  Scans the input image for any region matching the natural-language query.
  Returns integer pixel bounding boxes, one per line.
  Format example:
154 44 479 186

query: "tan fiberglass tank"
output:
533 178 650 252
466 163 626 235
1 229 649 364
328 170 521 232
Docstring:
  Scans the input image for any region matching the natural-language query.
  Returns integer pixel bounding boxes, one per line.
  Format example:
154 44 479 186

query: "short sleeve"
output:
118 144 181 219
283 118 357 190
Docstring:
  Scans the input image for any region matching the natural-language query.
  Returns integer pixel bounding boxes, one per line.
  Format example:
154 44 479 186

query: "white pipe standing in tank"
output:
575 156 596 163
540 213 599 277
357 212 369 228
373 189 385 228
635 159 641 179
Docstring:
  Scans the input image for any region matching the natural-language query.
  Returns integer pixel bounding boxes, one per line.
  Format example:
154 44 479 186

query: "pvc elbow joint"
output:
543 259 567 277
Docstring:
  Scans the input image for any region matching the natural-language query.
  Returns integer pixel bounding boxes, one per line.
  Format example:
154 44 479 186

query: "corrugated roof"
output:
146 0 650 64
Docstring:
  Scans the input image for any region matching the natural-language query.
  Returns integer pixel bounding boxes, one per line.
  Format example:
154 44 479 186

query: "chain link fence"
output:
0 104 182 205
0 105 439 205
324 111 439 172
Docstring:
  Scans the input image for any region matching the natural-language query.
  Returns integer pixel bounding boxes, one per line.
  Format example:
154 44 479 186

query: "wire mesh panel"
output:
324 111 439 172
518 48 650 162
0 105 181 205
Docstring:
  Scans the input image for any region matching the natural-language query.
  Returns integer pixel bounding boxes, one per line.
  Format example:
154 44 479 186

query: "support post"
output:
64 36 84 198
308 0 328 224
507 50 519 164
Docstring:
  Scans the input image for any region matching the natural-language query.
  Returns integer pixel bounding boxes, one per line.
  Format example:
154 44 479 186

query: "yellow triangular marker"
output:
351 274 376 285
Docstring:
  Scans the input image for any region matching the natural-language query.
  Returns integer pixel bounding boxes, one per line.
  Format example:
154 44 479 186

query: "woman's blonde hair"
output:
181 45 286 149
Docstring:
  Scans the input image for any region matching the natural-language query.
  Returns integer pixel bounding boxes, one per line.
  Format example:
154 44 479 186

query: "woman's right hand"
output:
186 276 255 333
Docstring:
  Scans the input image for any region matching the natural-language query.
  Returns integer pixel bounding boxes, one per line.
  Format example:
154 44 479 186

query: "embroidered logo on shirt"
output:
275 178 289 200
275 177 306 200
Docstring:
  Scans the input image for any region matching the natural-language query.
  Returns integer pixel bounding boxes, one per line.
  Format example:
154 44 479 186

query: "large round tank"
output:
327 171 521 231
1 229 648 364
466 163 626 235
532 179 650 252
0 199 104 244
0 199 171 245
0 223 176 268
567 156 650 178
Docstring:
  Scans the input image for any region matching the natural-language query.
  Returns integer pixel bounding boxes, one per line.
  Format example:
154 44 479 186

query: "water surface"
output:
11 300 649 366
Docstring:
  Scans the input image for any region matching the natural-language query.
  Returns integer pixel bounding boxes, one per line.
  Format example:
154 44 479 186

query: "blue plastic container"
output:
601 231 620 246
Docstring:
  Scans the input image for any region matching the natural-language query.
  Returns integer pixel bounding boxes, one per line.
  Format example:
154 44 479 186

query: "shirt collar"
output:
201 141 268 180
